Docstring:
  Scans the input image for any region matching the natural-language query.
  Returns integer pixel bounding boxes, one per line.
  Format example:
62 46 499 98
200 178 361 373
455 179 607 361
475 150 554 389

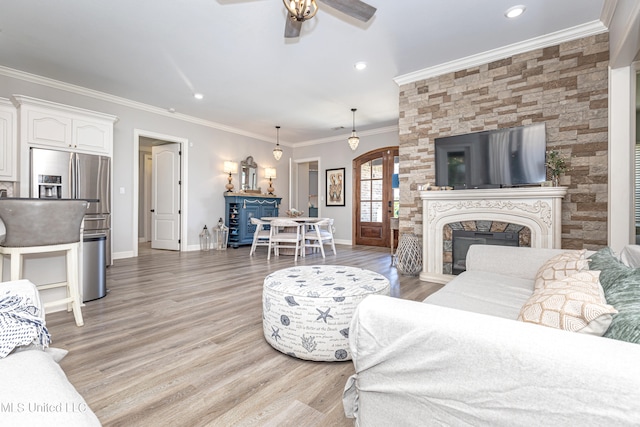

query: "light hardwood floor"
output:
46 243 442 426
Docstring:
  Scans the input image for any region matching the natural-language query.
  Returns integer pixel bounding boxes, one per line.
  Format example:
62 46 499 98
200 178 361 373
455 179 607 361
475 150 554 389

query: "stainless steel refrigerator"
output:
30 147 111 266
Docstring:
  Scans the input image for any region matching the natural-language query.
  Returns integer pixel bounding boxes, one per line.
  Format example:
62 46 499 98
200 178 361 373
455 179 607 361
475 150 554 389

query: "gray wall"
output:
0 72 398 255
0 74 291 257
292 129 399 244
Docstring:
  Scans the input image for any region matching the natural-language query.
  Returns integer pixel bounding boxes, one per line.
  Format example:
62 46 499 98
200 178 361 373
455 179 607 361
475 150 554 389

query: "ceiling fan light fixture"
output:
283 0 318 21
273 125 283 161
348 108 359 151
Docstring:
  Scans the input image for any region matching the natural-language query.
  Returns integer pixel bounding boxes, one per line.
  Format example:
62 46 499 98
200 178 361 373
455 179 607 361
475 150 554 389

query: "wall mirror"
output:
241 156 260 193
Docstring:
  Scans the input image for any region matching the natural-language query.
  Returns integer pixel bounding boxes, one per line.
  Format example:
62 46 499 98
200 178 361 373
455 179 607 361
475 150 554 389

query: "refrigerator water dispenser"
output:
38 175 62 199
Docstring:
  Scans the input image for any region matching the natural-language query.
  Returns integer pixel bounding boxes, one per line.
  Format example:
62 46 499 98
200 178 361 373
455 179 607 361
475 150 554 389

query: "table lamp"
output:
224 161 238 192
265 167 277 195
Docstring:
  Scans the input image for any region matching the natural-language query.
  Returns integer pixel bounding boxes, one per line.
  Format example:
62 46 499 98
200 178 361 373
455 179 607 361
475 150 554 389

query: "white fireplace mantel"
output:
420 187 567 284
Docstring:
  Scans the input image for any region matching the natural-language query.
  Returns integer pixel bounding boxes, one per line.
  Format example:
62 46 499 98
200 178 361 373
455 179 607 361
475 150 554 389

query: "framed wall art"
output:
326 168 345 206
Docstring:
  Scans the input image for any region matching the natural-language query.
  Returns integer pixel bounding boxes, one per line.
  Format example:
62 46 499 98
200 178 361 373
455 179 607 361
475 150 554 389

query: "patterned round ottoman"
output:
262 265 390 361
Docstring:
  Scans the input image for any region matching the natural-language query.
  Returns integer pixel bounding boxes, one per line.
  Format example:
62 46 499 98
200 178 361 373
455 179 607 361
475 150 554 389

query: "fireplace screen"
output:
452 230 519 275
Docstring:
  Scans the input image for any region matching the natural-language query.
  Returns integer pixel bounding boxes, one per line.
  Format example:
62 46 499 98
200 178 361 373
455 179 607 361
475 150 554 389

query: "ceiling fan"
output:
283 0 377 38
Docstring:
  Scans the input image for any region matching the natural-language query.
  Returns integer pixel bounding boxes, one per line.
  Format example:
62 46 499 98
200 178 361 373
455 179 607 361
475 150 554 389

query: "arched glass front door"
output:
354 146 399 247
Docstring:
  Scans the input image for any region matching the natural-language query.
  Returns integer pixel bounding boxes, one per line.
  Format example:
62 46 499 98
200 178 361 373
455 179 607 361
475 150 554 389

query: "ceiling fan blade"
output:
319 0 376 22
284 17 302 38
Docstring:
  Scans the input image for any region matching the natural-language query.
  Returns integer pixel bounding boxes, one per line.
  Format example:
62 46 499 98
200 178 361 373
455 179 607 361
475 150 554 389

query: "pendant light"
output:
273 125 283 161
348 108 360 151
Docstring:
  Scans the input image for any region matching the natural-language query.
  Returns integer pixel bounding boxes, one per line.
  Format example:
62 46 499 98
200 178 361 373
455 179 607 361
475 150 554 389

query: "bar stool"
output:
0 199 88 326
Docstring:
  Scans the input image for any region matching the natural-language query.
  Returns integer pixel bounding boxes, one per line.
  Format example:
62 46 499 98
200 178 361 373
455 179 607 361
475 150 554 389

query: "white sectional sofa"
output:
0 280 99 426
343 245 640 426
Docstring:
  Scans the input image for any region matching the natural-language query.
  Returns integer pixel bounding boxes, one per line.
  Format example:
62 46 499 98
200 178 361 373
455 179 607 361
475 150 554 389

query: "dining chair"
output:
249 217 270 256
303 218 337 258
268 218 303 261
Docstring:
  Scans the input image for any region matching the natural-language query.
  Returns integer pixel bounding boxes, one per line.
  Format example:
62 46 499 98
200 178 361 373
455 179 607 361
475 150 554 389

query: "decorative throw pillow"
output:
534 249 589 290
587 247 625 291
518 271 617 336
588 247 640 343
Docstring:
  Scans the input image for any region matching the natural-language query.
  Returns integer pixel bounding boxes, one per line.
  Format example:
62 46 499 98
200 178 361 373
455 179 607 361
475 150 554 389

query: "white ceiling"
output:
0 0 607 145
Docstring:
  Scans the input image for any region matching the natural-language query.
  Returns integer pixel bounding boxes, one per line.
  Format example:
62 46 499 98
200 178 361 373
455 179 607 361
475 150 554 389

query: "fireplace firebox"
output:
451 230 519 275
442 220 531 275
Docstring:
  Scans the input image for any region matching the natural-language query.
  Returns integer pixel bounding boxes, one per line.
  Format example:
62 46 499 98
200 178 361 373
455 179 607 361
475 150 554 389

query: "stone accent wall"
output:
398 33 609 250
443 221 531 274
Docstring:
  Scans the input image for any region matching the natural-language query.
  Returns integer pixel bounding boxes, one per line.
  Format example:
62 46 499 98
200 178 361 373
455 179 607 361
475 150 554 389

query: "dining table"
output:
260 217 327 256
260 216 323 223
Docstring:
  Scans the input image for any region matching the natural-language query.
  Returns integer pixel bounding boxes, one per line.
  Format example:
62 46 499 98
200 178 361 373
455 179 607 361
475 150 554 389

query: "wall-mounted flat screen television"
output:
434 123 546 189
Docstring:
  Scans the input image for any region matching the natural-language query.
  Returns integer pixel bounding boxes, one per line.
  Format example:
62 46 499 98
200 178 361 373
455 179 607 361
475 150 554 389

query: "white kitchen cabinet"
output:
13 95 116 156
12 95 117 197
0 98 17 181
73 118 112 153
25 108 72 149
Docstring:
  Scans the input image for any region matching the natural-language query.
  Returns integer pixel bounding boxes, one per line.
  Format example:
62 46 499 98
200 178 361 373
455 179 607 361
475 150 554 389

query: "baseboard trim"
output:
113 251 134 260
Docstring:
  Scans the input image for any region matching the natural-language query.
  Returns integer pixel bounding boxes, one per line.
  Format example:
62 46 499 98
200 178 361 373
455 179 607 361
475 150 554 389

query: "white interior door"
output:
151 143 181 250
289 157 321 214
290 160 299 210
143 153 152 242
296 162 309 212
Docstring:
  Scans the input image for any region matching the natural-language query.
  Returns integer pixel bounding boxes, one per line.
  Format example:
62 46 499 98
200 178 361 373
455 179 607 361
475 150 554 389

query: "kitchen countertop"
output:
0 197 100 203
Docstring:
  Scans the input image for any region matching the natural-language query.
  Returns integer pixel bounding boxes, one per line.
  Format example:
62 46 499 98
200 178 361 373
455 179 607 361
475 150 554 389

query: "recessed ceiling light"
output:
194 93 204 100
505 5 526 18
354 61 367 71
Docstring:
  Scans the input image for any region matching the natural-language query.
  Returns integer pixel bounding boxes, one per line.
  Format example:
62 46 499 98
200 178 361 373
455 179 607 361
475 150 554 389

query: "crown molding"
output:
0 65 280 145
11 94 118 122
393 20 609 86
0 65 398 147
292 125 399 148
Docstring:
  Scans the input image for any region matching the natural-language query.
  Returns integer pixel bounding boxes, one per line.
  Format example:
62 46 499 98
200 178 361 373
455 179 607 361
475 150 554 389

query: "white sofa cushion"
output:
345 295 640 426
0 349 100 426
465 245 569 280
518 271 617 336
424 270 533 320
0 279 99 426
620 245 640 268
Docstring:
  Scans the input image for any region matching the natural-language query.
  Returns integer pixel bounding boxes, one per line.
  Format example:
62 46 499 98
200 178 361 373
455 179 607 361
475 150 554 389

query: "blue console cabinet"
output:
224 193 281 248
